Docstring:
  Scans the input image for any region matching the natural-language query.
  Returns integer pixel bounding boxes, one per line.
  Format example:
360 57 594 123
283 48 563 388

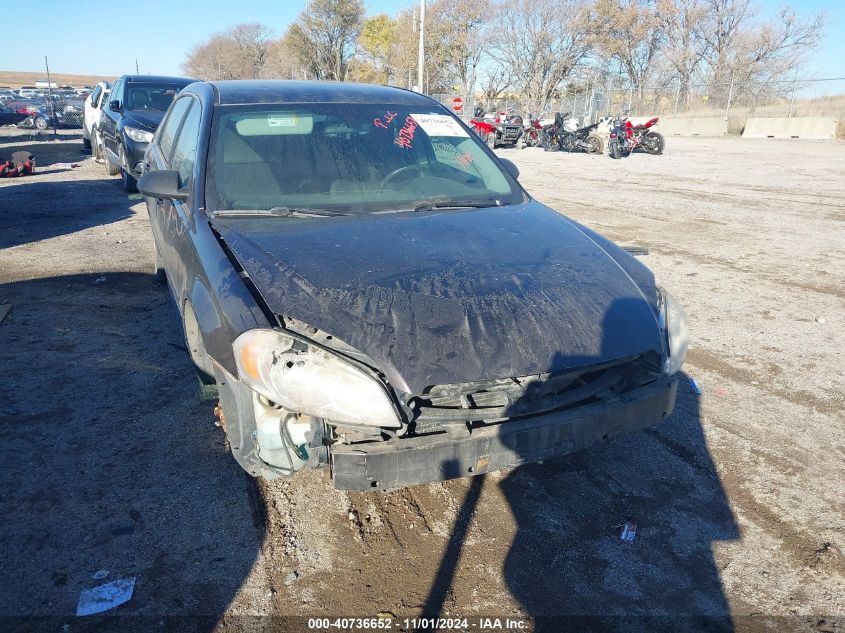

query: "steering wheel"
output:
380 164 425 189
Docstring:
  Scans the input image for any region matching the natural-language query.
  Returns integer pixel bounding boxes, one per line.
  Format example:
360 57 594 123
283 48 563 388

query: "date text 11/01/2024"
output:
307 617 528 630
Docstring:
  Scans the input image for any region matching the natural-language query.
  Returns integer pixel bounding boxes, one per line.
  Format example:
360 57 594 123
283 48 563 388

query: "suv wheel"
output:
118 144 137 192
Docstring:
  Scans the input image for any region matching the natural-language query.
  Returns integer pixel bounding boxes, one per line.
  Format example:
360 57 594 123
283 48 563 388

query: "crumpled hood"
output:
212 201 665 394
123 110 164 131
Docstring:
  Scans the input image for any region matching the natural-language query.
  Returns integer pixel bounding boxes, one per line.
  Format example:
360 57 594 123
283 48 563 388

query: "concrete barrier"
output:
625 116 728 136
742 117 839 139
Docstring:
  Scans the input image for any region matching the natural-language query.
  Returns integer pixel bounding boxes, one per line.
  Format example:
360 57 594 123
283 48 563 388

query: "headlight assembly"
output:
233 329 401 428
124 126 153 143
658 288 688 375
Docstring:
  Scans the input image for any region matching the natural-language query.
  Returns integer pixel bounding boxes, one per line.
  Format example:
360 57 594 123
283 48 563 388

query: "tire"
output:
516 135 526 149
34 116 49 130
486 132 496 149
542 131 559 152
560 134 575 152
92 128 103 161
105 140 120 175
118 144 137 192
644 131 665 155
608 140 621 159
586 134 604 155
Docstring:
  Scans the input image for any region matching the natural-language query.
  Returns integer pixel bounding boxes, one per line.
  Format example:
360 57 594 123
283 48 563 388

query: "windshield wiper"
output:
411 198 502 213
213 207 347 218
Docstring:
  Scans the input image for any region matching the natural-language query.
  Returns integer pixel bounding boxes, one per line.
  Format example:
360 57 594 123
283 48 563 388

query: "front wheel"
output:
608 140 621 159
485 132 497 149
643 131 665 155
34 116 49 130
542 131 560 152
586 134 604 155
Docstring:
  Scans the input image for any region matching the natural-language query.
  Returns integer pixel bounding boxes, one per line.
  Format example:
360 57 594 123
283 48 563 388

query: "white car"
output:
83 81 110 153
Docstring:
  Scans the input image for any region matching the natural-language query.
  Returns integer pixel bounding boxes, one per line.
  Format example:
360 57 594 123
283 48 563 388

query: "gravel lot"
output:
0 128 843 632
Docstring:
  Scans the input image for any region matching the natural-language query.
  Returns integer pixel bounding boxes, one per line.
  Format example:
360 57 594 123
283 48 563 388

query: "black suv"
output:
100 74 194 191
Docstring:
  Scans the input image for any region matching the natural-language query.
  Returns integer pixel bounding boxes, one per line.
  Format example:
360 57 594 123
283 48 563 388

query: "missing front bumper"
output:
331 377 678 490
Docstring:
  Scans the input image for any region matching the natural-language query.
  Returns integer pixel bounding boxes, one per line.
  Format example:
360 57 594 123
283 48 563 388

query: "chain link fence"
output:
1 89 86 135
434 76 845 136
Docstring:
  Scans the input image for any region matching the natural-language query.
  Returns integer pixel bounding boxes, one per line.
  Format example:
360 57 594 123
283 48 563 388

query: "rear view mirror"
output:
109 100 121 112
137 170 189 202
499 157 520 180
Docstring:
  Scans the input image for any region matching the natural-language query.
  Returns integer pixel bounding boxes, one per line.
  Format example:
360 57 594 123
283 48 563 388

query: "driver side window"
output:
170 100 202 189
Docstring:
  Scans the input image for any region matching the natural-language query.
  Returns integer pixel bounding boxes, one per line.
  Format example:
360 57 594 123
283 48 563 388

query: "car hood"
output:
123 110 164 131
212 201 665 394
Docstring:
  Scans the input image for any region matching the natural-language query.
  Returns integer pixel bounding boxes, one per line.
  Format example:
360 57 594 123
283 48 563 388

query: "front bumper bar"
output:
331 377 677 490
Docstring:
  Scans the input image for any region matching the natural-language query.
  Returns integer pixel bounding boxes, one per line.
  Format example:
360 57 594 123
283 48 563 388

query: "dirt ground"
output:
0 128 843 632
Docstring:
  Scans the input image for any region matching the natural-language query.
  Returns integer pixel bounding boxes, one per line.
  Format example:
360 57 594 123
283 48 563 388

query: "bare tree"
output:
488 0 593 113
182 23 277 80
595 0 667 103
428 0 491 94
284 0 366 81
659 0 710 102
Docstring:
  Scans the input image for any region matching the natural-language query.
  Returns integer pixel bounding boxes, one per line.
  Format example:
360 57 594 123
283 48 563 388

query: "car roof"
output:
121 75 195 85
208 80 439 107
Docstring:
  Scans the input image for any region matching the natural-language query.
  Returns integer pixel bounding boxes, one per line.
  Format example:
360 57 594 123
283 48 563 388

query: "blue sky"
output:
3 0 842 78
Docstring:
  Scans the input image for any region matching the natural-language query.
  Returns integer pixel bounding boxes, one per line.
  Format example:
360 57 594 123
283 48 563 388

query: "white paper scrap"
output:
76 577 136 616
410 114 469 138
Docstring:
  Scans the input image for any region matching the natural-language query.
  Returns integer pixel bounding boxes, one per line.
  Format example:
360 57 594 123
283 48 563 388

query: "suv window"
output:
170 100 202 189
157 97 192 160
89 85 101 106
110 80 123 107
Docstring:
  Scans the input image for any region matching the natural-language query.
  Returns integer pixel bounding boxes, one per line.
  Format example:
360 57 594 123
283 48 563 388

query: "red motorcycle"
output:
517 114 544 148
608 115 665 159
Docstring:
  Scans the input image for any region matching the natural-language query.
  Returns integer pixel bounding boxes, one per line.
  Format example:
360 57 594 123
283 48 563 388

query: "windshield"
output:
206 103 523 214
126 83 185 111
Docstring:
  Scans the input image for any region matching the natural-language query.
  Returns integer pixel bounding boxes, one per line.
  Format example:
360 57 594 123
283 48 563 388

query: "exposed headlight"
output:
233 329 401 428
658 288 688 375
124 126 153 143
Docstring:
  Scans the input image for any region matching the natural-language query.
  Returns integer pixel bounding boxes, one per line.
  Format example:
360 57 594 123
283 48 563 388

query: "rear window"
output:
206 103 522 215
126 83 186 111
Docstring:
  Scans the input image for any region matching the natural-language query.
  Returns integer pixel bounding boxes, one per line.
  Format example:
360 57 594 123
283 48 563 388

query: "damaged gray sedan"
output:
138 80 688 490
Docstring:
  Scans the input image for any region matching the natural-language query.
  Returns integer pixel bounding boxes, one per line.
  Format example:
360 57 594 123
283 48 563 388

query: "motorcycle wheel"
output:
516 135 526 149
608 140 621 159
644 131 665 155
586 134 604 155
486 132 497 149
542 132 560 152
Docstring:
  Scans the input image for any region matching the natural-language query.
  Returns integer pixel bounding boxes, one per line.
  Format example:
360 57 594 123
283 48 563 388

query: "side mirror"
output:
499 157 520 180
109 100 121 112
137 170 189 202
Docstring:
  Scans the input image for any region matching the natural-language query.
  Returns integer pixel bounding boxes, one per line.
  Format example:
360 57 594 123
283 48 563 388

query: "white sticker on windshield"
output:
409 114 469 138
268 114 297 127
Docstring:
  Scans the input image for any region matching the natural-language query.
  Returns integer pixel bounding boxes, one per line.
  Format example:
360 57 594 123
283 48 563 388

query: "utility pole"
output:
417 0 425 93
788 72 798 117
44 56 57 139
725 75 735 119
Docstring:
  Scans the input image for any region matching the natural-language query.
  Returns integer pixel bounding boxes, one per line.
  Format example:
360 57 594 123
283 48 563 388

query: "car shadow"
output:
422 299 739 631
0 272 264 629
0 178 132 249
